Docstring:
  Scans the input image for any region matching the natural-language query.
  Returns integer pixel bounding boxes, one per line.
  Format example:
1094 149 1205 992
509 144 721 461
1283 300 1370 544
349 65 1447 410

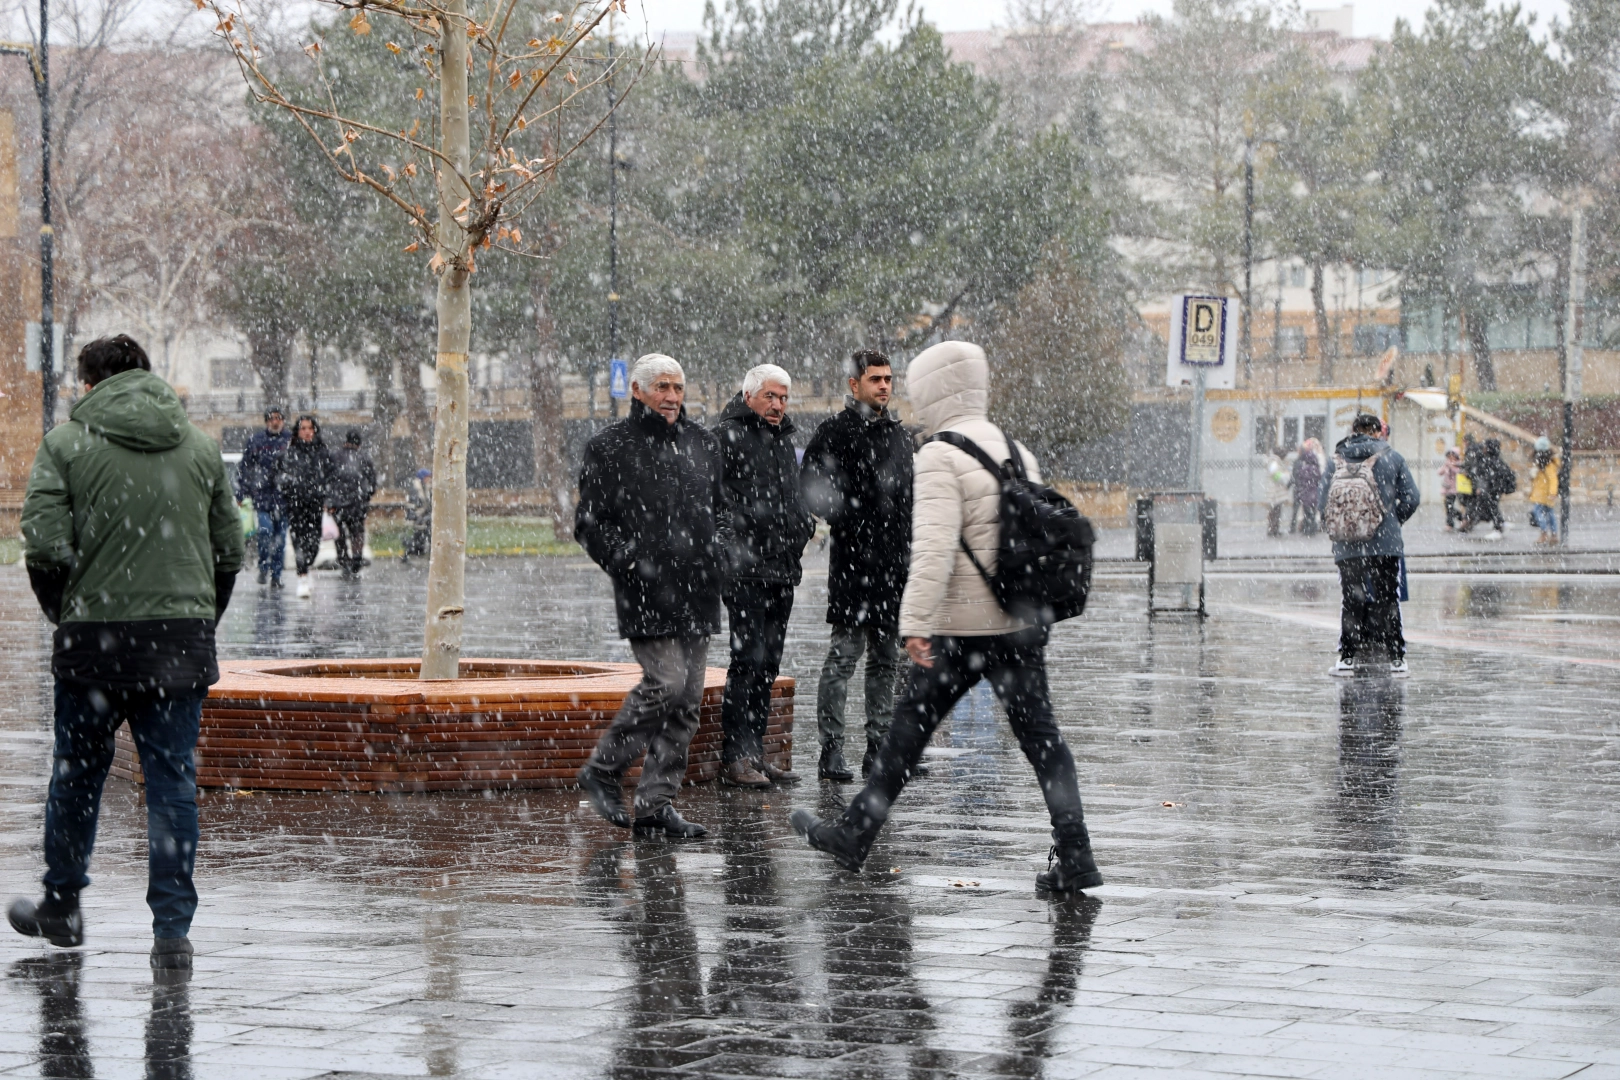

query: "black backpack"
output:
927 430 1095 626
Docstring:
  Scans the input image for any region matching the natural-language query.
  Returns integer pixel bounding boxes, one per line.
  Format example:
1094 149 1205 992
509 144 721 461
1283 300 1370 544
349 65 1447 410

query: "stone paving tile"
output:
0 564 1617 1078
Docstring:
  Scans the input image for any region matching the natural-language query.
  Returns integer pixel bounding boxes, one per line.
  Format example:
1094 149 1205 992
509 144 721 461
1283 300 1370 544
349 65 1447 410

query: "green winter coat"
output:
22 368 244 624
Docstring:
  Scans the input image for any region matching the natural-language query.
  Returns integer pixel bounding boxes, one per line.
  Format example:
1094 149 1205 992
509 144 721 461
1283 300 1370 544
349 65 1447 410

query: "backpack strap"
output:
926 429 1020 590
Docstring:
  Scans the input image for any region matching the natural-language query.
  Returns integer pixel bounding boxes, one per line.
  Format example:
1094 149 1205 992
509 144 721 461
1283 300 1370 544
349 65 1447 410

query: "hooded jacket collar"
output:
1337 432 1387 463
722 392 795 436
906 341 989 436
71 368 188 452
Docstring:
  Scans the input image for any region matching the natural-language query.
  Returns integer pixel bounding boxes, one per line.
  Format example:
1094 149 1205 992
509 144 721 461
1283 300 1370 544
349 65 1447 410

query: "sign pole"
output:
1560 203 1585 546
1188 366 1206 491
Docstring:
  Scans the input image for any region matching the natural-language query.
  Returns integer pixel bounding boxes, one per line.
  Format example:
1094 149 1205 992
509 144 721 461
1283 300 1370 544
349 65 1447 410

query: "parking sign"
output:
609 357 629 399
1166 295 1235 390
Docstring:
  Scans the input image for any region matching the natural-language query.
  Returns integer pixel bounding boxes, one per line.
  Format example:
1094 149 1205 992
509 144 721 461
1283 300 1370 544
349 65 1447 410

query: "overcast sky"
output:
630 0 1572 41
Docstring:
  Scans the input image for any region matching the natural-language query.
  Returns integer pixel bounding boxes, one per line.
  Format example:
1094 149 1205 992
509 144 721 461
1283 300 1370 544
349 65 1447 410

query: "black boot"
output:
789 810 867 872
818 742 853 782
150 937 193 971
576 765 630 828
8 892 84 947
633 804 707 839
1035 844 1104 895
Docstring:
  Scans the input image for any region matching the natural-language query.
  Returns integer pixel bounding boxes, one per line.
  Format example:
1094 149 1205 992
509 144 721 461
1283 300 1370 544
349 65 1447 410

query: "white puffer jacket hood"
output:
898 341 1040 638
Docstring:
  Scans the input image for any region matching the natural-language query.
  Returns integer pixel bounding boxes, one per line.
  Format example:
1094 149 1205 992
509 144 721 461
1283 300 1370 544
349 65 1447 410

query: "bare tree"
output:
201 0 644 677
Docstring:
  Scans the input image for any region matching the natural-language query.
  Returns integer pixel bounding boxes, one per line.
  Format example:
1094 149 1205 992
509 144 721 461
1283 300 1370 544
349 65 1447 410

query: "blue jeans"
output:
256 508 287 581
1531 503 1557 534
44 681 203 939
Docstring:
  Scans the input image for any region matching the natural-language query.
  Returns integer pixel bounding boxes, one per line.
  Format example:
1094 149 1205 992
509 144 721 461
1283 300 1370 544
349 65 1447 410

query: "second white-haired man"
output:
715 364 815 788
575 354 731 838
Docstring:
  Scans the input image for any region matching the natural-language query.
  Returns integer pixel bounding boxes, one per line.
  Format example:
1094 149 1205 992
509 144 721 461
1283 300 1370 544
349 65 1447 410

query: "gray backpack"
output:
1324 449 1387 543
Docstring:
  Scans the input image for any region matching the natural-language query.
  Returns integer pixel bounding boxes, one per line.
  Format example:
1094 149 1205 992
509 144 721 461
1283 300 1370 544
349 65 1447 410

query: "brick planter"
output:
111 658 794 793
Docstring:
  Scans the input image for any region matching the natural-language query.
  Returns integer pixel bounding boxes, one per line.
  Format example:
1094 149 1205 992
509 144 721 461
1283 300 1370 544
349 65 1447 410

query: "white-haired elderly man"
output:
574 354 732 839
714 364 815 789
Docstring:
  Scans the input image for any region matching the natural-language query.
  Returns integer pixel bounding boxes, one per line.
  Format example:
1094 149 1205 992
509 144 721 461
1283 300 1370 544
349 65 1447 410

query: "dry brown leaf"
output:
403 241 419 252
564 69 577 85
516 115 528 130
403 162 418 177
415 87 425 100
509 227 521 243
349 11 370 36
386 41 402 54
428 251 445 273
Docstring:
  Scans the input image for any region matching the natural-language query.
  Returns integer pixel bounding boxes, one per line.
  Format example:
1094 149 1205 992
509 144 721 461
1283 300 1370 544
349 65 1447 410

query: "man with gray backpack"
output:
791 340 1102 896
1320 413 1420 677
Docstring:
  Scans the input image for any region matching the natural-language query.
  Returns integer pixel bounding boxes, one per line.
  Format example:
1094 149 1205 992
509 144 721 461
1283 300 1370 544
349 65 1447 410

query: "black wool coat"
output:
716 394 815 589
575 399 733 638
801 399 914 630
276 436 334 508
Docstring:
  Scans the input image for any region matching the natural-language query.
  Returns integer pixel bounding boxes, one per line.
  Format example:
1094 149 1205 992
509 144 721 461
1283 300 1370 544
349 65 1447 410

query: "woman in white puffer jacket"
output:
792 340 1104 896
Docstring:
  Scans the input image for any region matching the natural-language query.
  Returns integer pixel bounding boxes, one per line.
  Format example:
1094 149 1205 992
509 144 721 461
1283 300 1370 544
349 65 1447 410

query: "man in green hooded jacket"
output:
11 335 243 970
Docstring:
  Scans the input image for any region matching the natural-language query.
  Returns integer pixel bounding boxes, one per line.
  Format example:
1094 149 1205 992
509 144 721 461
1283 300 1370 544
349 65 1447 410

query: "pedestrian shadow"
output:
993 894 1104 1076
9 951 195 1080
1327 676 1408 888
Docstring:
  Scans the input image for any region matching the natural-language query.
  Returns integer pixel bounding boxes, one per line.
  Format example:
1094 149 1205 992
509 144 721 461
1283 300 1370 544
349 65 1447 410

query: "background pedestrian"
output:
327 429 378 579
403 468 432 563
1438 448 1461 530
276 416 333 598
14 335 243 969
1529 436 1559 544
236 408 290 587
1322 412 1420 676
800 349 915 781
1291 438 1323 535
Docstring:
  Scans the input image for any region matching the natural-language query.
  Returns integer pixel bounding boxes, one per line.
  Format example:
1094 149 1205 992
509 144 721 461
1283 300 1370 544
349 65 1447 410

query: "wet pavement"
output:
0 552 1618 1078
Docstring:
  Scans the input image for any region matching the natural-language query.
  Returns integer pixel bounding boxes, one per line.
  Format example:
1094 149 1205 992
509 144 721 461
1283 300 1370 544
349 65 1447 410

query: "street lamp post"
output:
2 0 54 433
605 27 620 419
1241 132 1254 389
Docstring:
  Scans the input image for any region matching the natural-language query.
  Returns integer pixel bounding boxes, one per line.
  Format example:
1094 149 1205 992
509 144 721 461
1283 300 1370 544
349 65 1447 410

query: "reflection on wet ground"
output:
0 555 1617 1077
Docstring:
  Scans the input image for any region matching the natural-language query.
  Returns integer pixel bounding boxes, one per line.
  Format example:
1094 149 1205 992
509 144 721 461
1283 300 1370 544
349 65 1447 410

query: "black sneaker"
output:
576 765 629 828
790 809 866 872
632 804 707 839
818 743 853 782
8 895 83 947
150 937 193 970
1034 845 1104 895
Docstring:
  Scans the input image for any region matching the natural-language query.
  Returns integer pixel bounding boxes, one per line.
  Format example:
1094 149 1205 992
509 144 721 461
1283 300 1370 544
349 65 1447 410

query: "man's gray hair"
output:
741 363 792 397
630 353 684 391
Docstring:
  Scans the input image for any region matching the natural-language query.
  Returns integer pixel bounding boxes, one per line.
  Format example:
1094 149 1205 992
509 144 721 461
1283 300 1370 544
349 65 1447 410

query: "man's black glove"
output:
214 570 238 623
26 563 70 626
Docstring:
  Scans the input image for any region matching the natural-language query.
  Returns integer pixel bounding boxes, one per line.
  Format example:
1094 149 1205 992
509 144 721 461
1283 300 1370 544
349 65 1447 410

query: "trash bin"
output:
1135 491 1209 616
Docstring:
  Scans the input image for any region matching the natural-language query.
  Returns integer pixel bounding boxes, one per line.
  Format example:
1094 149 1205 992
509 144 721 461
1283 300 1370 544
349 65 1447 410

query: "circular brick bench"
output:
111 658 795 793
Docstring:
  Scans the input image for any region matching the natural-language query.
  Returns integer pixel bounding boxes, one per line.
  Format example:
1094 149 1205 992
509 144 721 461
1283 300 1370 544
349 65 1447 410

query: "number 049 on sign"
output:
1165 294 1236 390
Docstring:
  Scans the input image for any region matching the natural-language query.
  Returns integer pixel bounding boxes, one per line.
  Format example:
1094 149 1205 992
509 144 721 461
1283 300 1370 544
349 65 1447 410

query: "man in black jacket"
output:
235 408 289 587
716 364 815 789
801 350 916 781
575 354 731 838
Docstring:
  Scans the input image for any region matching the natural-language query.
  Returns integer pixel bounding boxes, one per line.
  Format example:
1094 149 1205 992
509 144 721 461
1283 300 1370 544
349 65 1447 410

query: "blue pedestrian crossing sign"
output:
609 357 629 399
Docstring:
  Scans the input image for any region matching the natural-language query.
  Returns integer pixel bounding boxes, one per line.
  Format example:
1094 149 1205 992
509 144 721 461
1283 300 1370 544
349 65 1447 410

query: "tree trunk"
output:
421 0 472 681
529 270 573 540
247 328 290 412
1465 307 1496 391
1311 260 1333 385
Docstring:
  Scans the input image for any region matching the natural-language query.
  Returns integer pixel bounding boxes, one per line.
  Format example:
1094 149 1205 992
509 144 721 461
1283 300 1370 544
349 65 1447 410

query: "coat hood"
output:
907 341 988 436
1336 432 1387 463
720 392 794 434
70 368 188 452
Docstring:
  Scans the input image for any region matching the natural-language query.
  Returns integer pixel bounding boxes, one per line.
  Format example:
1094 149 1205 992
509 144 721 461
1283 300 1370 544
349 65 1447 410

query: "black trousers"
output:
721 582 794 764
842 630 1092 855
1338 555 1405 661
333 505 367 574
287 500 323 575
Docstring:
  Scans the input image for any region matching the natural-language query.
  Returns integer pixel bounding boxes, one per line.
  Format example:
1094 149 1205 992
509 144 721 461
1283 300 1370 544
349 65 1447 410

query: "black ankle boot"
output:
1035 844 1104 895
818 742 853 782
8 893 84 947
790 810 867 872
576 765 629 828
633 804 707 839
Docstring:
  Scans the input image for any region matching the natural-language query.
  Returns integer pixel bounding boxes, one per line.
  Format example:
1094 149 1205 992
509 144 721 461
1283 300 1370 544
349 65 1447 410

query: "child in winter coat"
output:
1529 438 1559 544
1438 448 1461 530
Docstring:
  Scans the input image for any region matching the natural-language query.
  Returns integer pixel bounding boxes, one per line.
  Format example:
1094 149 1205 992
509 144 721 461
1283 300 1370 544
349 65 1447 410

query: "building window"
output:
1289 265 1308 288
1353 323 1400 356
1277 326 1307 358
1254 416 1277 455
